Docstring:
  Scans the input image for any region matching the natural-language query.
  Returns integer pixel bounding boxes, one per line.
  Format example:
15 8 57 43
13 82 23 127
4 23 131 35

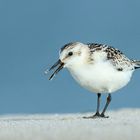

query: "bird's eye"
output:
68 52 73 56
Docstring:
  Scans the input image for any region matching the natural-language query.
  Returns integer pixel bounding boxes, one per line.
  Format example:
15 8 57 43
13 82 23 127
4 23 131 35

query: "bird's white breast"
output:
67 61 134 94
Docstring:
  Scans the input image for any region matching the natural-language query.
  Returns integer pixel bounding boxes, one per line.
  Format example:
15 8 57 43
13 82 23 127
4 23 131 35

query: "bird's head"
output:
45 42 89 80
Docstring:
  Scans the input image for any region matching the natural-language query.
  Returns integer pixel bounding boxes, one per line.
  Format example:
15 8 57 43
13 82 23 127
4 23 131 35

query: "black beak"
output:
45 59 64 80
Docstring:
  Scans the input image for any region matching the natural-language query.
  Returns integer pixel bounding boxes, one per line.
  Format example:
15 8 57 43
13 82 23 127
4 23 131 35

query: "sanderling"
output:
45 42 140 118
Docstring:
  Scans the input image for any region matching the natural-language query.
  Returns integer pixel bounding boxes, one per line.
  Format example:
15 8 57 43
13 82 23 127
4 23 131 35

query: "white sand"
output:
0 108 140 140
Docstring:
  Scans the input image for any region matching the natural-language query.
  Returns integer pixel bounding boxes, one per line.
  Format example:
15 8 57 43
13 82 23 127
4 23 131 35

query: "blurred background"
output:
0 0 140 114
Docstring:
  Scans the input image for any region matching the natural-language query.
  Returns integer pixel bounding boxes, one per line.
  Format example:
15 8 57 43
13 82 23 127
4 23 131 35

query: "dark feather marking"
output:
117 68 123 71
87 43 135 71
60 42 79 53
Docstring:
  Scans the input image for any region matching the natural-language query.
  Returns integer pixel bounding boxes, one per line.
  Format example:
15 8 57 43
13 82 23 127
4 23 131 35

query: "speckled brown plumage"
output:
87 43 139 71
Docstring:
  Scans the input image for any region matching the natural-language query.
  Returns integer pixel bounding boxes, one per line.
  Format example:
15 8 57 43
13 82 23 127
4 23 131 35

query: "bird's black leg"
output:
94 93 101 116
83 93 101 119
100 94 112 118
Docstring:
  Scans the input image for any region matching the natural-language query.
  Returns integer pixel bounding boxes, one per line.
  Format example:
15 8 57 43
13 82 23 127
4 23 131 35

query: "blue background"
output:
0 0 140 114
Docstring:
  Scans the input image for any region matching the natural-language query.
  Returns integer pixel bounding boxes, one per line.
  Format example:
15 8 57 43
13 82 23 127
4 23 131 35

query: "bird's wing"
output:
87 43 135 71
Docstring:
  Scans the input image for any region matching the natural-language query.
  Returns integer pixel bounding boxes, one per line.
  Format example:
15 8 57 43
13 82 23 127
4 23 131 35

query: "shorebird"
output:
45 42 140 118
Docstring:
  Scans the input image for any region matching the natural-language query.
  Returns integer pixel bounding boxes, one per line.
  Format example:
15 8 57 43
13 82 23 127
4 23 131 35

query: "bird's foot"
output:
100 113 109 118
83 112 100 119
83 112 109 119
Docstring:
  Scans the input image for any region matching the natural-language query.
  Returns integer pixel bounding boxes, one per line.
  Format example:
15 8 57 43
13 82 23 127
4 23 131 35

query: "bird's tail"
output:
133 60 140 69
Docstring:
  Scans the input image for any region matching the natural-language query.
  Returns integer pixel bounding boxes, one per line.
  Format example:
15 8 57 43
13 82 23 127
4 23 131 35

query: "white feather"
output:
60 42 134 94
